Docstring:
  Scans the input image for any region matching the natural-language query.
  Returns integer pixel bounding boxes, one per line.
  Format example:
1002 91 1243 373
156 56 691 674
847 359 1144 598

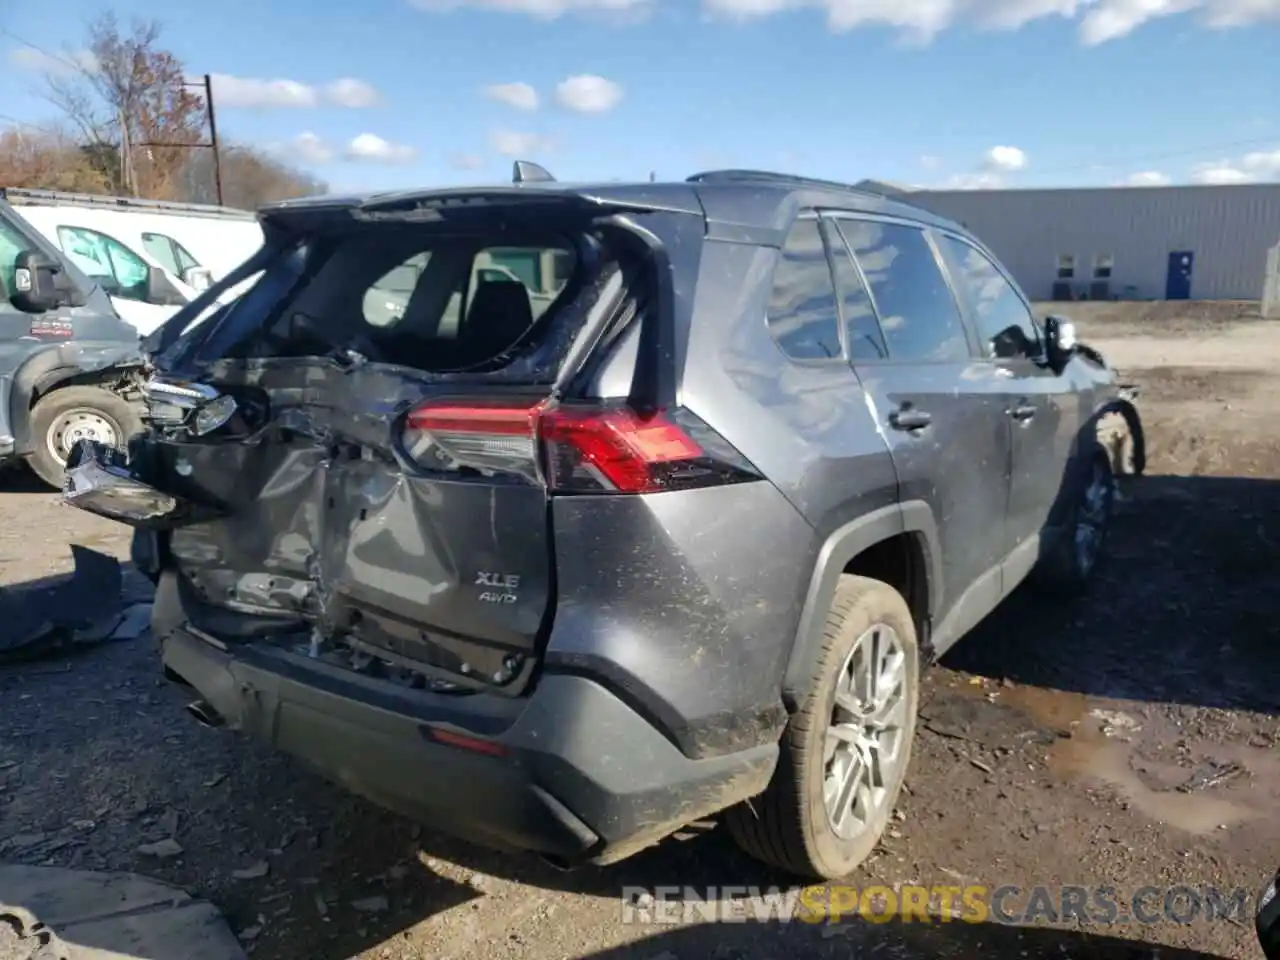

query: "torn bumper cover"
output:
157 582 777 865
63 439 223 529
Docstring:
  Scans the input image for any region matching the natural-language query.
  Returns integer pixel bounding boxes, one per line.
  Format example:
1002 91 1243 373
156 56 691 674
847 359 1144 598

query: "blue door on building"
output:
1166 251 1194 300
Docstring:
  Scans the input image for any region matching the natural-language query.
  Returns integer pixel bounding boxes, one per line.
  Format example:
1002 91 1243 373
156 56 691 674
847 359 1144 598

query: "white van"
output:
2 189 264 336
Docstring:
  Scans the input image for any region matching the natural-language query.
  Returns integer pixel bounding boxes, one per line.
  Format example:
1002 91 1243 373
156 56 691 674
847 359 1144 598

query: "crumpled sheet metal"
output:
0 546 124 663
62 440 182 527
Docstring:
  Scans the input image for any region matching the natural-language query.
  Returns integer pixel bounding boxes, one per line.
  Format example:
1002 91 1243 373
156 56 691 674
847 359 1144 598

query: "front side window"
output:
940 234 1041 361
836 218 970 363
0 215 32 310
57 226 153 302
765 218 842 361
142 232 180 275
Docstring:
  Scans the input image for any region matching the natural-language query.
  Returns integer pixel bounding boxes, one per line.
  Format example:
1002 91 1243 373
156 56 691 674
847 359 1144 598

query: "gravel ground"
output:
1 301 1277 960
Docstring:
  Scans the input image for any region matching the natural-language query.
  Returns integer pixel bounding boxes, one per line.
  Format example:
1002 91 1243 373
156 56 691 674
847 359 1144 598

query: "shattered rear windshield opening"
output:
219 224 582 374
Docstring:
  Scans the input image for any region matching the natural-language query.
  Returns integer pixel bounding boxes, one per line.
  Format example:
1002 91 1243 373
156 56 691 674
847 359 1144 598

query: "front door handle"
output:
889 407 932 431
1009 401 1037 421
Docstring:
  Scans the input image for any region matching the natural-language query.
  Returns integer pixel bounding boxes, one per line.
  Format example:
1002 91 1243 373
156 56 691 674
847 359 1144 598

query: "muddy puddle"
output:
939 678 1280 838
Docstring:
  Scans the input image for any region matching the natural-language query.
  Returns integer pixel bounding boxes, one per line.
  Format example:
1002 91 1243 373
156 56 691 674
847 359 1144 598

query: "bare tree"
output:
43 12 206 199
180 144 328 210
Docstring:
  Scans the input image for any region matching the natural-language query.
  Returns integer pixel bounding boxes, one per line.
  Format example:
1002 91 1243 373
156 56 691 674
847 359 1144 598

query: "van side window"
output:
766 219 843 361
143 231 201 276
57 226 154 303
939 234 1041 360
834 218 970 363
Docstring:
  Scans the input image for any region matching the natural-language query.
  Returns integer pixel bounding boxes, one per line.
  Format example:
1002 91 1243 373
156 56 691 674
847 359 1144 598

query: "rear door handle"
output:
1009 401 1037 421
889 407 932 431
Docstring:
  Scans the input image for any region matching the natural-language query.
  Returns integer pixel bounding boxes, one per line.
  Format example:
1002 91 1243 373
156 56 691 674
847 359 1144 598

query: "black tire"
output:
1033 447 1115 596
25 385 143 489
725 574 919 880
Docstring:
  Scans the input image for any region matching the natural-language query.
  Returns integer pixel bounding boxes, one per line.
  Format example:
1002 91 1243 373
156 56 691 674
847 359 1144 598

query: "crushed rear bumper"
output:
160 612 777 865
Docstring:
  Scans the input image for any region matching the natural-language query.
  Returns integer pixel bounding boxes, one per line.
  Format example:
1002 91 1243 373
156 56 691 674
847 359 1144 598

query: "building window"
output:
1093 254 1114 280
1057 255 1075 280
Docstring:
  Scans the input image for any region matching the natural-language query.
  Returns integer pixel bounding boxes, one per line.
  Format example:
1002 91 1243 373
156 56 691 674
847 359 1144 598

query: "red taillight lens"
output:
401 400 758 495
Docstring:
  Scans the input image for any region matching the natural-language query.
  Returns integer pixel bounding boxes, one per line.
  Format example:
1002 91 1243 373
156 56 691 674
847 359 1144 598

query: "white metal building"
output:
881 183 1280 303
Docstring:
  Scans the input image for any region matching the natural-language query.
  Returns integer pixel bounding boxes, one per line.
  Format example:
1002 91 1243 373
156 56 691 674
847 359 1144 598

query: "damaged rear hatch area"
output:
65 185 702 696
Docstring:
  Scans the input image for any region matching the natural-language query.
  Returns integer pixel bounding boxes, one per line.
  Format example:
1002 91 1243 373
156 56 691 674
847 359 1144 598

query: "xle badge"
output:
476 572 520 604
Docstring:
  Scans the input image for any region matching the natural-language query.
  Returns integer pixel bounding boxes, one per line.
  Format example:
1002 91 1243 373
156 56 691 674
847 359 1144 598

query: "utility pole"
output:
137 75 224 204
203 74 224 205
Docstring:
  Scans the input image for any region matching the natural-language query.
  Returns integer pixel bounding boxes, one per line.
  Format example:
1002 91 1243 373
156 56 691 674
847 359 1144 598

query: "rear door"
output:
828 213 1013 646
934 231 1082 587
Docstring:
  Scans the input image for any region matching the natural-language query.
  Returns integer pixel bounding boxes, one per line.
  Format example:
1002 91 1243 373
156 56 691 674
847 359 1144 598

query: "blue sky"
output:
2 0 1278 193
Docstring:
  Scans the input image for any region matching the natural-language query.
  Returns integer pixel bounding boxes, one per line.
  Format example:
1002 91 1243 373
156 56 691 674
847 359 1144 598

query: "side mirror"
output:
182 266 213 292
145 265 190 308
9 249 67 314
1043 314 1078 371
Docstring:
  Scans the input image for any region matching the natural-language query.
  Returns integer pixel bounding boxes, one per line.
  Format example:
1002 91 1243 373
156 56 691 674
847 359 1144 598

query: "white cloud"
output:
489 129 555 156
942 171 1007 190
212 75 319 108
938 144 1028 189
292 132 334 164
555 74 624 113
345 133 417 164
326 78 381 108
483 82 539 110
450 153 488 170
8 46 98 76
211 74 380 109
410 0 652 18
983 145 1027 172
1121 170 1172 186
1189 148 1280 185
266 132 335 165
698 0 1280 45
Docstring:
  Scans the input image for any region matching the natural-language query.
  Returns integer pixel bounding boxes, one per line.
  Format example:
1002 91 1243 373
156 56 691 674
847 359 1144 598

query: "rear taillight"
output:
401 399 759 494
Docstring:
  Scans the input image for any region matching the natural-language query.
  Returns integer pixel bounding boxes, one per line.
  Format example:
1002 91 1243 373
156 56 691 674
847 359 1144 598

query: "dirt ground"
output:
2 300 1278 960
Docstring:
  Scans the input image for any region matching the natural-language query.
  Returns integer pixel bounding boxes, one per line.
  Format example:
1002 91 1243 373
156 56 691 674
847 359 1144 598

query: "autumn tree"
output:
180 144 328 211
0 127 111 193
14 11 328 206
41 13 206 200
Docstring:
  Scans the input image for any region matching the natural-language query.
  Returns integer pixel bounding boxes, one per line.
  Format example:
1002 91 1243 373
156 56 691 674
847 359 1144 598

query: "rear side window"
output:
939 235 1041 360
825 224 887 361
835 219 970 363
766 219 842 361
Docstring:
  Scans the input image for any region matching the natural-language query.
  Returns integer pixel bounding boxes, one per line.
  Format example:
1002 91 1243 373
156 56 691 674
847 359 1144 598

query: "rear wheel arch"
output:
781 501 940 712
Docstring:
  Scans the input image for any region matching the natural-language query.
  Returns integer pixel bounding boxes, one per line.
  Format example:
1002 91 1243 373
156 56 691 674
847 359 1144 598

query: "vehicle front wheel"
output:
725 574 919 880
25 385 143 489
1034 448 1115 595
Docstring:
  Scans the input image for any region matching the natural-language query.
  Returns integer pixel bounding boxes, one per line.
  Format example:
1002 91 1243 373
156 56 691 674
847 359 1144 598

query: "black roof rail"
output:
686 168 869 193
512 160 555 184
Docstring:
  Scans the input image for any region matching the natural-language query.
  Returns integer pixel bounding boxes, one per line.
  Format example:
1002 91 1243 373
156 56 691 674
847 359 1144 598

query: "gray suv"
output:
64 167 1141 880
